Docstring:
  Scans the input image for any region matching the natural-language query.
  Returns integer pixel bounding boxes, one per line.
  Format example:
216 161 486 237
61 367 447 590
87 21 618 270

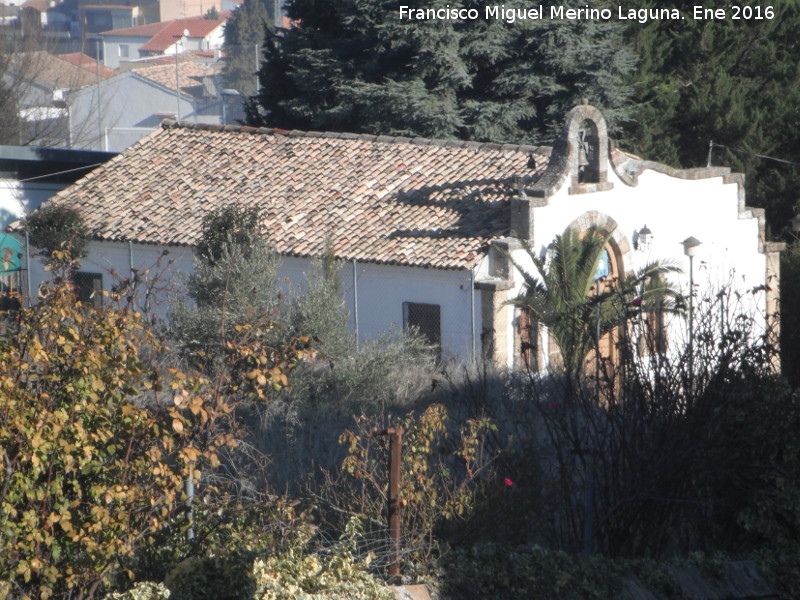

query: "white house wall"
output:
0 180 62 226
528 167 766 313
68 73 213 152
26 242 483 361
280 256 480 361
24 240 195 313
102 36 150 69
505 161 771 370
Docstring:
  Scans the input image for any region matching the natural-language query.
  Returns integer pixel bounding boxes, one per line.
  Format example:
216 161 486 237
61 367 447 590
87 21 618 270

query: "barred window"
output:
402 302 441 349
73 271 103 308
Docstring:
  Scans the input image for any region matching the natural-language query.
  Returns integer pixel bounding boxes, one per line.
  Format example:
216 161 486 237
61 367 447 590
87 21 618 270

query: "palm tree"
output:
506 228 682 380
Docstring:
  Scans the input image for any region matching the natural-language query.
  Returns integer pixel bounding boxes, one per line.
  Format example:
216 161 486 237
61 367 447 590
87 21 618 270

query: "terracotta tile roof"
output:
21 0 49 11
132 59 219 99
100 20 166 37
58 52 116 79
11 52 101 89
116 17 226 52
50 122 550 270
83 4 135 8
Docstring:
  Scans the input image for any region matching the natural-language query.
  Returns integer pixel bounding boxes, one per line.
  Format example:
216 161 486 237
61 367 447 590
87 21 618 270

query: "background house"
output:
29 105 782 368
64 57 223 151
100 14 226 68
2 51 114 148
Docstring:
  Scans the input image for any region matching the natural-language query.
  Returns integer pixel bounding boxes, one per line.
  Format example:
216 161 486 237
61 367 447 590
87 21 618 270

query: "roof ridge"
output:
159 119 550 155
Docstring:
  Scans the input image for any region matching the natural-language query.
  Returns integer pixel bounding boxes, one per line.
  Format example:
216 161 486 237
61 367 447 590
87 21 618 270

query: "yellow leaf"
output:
189 397 203 416
181 447 200 462
172 419 184 434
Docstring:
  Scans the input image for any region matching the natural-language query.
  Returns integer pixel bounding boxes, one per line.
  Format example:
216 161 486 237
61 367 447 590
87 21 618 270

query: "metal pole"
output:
688 255 694 391
254 43 260 95
185 475 195 541
95 40 103 149
128 240 134 309
24 231 31 307
352 259 359 352
470 269 475 360
175 47 181 121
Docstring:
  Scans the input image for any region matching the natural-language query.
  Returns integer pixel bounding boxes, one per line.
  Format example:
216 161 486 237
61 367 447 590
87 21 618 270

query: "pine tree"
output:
622 1 800 235
249 0 635 144
621 1 800 384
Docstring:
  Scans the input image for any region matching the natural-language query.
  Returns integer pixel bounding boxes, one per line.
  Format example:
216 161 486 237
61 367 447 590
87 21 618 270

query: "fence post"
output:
374 426 403 582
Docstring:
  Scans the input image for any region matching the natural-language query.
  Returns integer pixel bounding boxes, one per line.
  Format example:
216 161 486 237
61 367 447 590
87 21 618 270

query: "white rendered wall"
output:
26 242 482 361
505 164 770 370
0 180 62 225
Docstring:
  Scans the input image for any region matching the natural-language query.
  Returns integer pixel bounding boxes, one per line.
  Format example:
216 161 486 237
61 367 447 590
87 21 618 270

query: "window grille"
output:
73 271 103 309
402 301 441 352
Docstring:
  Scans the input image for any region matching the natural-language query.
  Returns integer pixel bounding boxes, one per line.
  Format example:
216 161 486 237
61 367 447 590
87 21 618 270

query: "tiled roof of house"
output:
101 16 226 59
50 122 550 270
11 52 102 89
132 59 219 99
58 52 116 79
100 20 166 37
137 17 225 52
21 0 49 12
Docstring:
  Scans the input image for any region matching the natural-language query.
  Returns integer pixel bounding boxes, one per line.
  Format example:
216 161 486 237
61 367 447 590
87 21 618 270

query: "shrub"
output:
252 520 393 600
507 284 799 557
0 273 306 598
195 204 262 266
104 582 171 600
22 203 90 265
165 553 255 600
314 404 497 576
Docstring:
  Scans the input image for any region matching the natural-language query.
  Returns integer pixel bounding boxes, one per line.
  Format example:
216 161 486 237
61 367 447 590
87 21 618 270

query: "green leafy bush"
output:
165 553 255 600
252 520 393 600
104 582 171 600
22 204 90 265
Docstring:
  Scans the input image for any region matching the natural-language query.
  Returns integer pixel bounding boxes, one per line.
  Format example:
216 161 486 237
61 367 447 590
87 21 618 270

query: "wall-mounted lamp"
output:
634 225 652 251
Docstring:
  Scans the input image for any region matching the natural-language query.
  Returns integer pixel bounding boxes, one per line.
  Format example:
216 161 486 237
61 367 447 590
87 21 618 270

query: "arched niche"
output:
564 103 613 194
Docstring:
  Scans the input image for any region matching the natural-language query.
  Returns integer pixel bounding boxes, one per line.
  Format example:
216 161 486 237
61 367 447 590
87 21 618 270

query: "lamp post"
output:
682 236 702 389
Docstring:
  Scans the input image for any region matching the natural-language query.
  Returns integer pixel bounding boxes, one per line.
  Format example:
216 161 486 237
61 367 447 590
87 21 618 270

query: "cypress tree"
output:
223 0 280 97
